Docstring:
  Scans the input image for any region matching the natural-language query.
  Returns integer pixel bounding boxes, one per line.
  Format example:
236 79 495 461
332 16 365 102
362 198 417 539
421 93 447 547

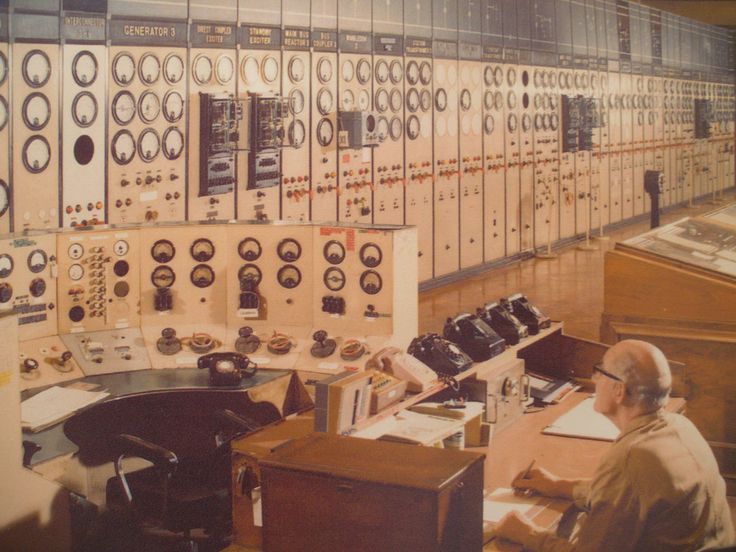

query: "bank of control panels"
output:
1 221 417 391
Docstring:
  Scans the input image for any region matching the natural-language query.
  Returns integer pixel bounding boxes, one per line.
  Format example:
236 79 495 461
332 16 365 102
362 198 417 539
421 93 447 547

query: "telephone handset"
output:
477 302 528 346
366 346 438 393
198 352 257 386
442 313 506 362
407 333 473 377
502 293 551 335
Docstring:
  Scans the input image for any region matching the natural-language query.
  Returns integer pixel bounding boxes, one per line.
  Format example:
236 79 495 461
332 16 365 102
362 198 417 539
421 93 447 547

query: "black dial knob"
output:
0 282 12 303
239 326 254 338
312 330 327 344
161 327 177 339
22 358 39 372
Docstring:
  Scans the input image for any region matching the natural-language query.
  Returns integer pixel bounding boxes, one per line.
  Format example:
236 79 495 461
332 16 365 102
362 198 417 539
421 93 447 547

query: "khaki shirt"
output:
523 410 735 552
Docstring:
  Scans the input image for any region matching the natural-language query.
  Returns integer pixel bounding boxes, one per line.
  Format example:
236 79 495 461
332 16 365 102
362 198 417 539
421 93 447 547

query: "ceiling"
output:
639 1 736 30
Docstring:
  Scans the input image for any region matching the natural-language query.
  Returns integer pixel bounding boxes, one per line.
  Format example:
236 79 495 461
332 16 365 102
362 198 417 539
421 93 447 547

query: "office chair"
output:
65 388 282 552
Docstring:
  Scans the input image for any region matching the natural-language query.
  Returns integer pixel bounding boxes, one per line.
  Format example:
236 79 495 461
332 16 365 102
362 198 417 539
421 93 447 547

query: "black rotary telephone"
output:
198 352 257 386
477 302 528 346
501 294 551 335
442 313 506 362
407 333 473 377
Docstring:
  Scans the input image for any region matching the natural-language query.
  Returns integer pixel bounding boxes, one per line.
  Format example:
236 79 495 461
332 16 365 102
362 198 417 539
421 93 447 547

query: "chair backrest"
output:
64 388 282 467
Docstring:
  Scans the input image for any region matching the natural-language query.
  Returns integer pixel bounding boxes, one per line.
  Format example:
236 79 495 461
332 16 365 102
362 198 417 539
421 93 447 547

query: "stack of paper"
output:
483 487 541 524
542 396 619 441
21 386 109 432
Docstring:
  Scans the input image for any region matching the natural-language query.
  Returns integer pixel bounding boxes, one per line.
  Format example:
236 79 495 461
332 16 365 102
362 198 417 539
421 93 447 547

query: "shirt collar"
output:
614 409 666 443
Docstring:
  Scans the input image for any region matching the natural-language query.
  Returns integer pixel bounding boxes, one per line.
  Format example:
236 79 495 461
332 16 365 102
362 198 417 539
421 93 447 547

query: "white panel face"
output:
557 68 576 239
108 47 187 225
504 64 522 252
63 45 106 228
592 71 610 231
574 69 592 237
0 44 10 234
482 63 506 262
631 75 646 216
311 52 339 223
12 44 60 231
517 66 534 252
607 72 623 223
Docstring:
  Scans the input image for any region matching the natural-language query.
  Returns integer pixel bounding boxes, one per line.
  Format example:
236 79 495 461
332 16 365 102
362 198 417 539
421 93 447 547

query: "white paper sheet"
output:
483 487 540 524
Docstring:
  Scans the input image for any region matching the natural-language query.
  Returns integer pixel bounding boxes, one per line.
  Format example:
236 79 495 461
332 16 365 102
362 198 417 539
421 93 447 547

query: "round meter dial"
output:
376 117 389 142
190 238 215 262
356 58 371 84
138 90 161 123
420 89 432 112
23 50 51 87
112 91 136 125
289 89 305 114
138 53 161 85
288 56 305 83
22 93 51 130
72 50 98 86
238 238 262 261
390 61 403 84
114 240 129 256
323 240 346 264
238 264 262 287
241 56 259 84
0 254 13 278
0 181 7 218
389 117 402 140
317 118 334 146
277 238 302 262
484 114 495 134
406 115 420 140
460 89 471 111
138 129 160 162
72 92 98 127
341 89 354 110
341 60 354 82
68 243 84 260
215 55 234 84
323 267 346 291
522 113 532 132
360 270 382 295
151 239 175 263
192 55 213 85
111 130 135 165
112 52 135 86
435 88 447 112
68 264 84 281
317 88 333 115
507 91 517 109
375 60 389 84
359 242 382 267
317 57 333 83
288 120 306 148
375 88 389 113
406 61 419 85
507 113 518 132
262 56 278 83
27 249 48 273
151 265 175 288
420 61 432 85
0 97 7 132
0 52 7 86
163 53 184 84
163 91 184 123
358 89 371 111
405 88 419 113
163 127 184 160
484 91 494 111
277 265 302 289
22 136 51 173
389 89 402 113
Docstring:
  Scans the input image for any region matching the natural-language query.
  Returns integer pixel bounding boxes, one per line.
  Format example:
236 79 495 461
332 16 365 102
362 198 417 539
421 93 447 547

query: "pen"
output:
521 459 536 480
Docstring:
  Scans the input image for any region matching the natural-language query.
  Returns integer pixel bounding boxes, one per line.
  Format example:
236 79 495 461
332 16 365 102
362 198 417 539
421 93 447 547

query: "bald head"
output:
603 340 672 411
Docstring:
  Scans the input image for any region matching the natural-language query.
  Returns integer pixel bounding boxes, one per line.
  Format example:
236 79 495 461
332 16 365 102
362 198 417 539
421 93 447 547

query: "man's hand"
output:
512 466 579 499
492 511 541 545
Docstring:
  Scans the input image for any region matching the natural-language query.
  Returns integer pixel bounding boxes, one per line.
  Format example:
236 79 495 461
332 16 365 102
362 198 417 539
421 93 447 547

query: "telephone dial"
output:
477 302 528 346
442 313 506 362
501 294 551 335
198 352 257 386
407 333 473 377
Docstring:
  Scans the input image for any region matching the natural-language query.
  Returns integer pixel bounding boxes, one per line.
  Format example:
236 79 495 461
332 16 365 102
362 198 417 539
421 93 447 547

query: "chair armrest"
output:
117 433 178 475
215 409 262 434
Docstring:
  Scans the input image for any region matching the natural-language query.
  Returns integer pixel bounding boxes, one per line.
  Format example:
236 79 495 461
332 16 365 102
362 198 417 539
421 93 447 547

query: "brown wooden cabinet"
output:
259 434 485 552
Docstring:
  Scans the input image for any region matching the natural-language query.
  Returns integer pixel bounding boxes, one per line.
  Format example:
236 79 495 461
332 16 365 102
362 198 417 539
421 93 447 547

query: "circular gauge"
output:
0 97 7 132
420 89 431 112
277 265 302 289
289 89 305 114
435 88 447 111
238 263 262 286
72 92 97 127
112 52 135 86
405 88 419 112
0 180 7 218
68 243 84 260
493 91 503 110
358 89 371 111
113 240 129 256
389 117 402 140
550 113 559 131
484 114 495 135
111 130 136 165
359 242 382 267
356 58 371 84
522 113 532 132
68 263 84 281
22 93 51 130
23 50 51 87
215 55 234 84
341 89 355 110
72 50 97 86
151 265 175 288
241 56 259 84
163 90 184 123
137 128 160 162
574 73 583 89
163 53 184 84
406 115 420 140
341 59 354 82
238 237 262 261
360 270 382 295
323 240 346 264
317 88 333 115
317 57 333 83
420 61 432 85
262 56 279 83
288 120 306 148
507 91 517 109
112 91 136 125
542 113 551 130
138 90 161 123
22 136 51 173
460 89 471 111
151 239 175 263
390 61 403 83
545 71 556 88
484 66 494 87
317 118 334 146
288 56 305 83
0 52 7 85
0 254 13 278
533 93 541 110
163 127 184 160
27 249 47 273
138 53 161 85
490 66 501 87
323 267 346 291
389 89 402 113
406 61 419 85
507 113 518 132
534 113 543 131
193 54 213 85
376 116 389 142
637 112 644 126
507 67 517 87
277 238 302 262
533 70 542 88
543 94 551 110
190 238 215 262
375 60 389 83
28 278 45 298
375 88 389 112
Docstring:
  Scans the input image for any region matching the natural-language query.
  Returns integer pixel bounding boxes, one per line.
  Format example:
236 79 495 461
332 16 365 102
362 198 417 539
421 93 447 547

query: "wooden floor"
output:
419 191 736 522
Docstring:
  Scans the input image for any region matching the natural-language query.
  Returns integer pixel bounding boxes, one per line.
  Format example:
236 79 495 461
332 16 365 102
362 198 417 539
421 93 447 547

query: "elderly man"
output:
493 339 735 551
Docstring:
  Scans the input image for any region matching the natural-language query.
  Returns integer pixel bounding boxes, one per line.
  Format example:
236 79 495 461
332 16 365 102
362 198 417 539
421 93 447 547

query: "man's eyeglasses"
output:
593 363 623 382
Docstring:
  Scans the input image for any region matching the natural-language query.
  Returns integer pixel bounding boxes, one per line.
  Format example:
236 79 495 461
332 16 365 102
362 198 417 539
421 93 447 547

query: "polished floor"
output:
419 191 736 341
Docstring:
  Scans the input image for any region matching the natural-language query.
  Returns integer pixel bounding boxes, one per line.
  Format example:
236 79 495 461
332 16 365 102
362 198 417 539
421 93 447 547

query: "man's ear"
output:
613 381 627 404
